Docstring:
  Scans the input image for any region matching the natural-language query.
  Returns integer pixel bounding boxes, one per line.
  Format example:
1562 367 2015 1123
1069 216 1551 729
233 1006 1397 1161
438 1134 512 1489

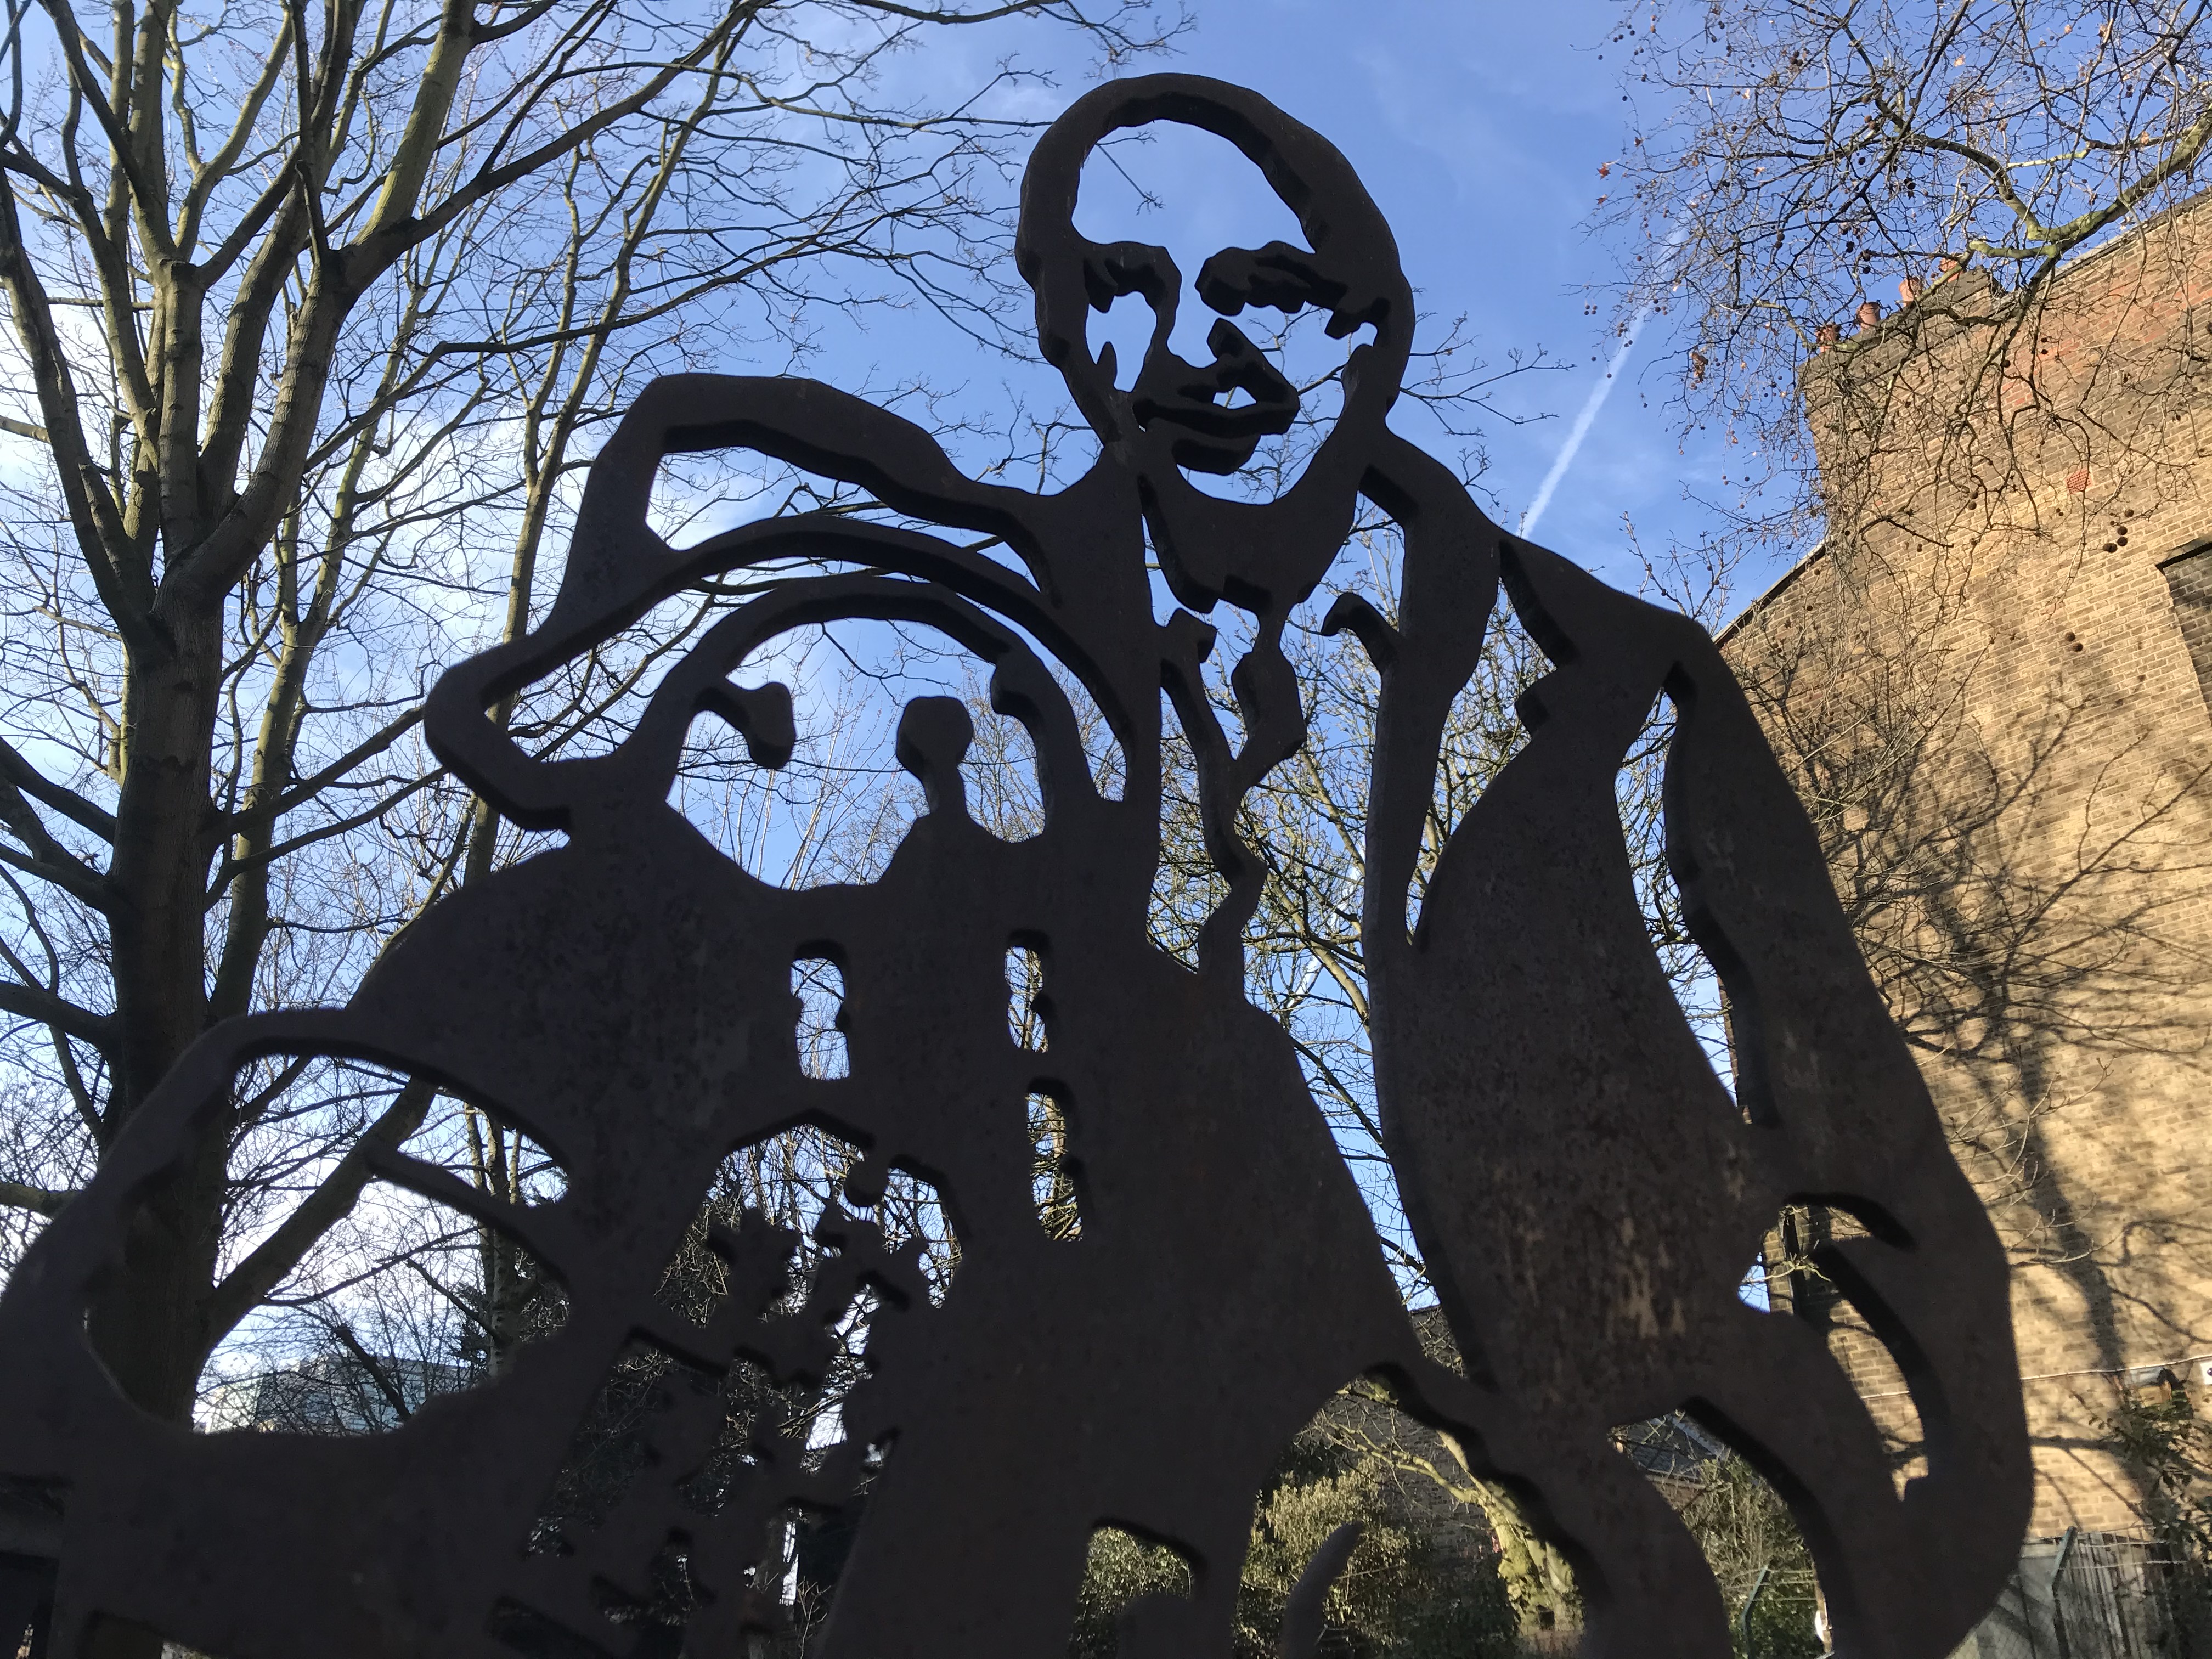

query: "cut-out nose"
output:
1128 319 1300 456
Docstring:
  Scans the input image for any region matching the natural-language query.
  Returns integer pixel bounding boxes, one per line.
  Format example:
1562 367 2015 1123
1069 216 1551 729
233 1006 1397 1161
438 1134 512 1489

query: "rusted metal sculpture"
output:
0 75 2028 1659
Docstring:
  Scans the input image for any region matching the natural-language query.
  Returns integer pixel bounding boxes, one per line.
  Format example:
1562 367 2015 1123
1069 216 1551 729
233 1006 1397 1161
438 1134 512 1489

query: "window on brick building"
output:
2160 544 2212 712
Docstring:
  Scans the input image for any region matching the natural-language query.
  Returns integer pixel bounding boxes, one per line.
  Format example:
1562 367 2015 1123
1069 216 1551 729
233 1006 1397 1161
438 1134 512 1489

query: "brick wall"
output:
1724 195 2212 1539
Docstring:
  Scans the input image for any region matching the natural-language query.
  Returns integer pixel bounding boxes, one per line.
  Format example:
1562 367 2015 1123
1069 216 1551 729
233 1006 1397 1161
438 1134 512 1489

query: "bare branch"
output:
0 977 114 1051
0 736 114 838
0 1180 76 1216
200 1078 436 1346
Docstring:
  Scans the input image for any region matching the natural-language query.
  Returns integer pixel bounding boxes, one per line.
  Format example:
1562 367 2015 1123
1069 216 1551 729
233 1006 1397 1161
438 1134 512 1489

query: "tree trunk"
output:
90 612 228 1419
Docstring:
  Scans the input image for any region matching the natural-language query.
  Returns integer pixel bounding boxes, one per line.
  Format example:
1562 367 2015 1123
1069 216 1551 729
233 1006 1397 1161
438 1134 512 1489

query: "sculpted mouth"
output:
1133 386 1300 441
1127 319 1302 471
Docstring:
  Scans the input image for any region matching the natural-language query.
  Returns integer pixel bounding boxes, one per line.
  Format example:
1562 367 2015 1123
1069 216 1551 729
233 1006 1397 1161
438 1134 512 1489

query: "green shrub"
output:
1071 1439 1517 1659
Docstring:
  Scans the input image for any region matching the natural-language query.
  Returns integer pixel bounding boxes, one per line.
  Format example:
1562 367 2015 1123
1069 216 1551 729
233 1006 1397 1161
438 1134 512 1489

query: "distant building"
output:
199 1352 473 1435
1723 190 2212 1551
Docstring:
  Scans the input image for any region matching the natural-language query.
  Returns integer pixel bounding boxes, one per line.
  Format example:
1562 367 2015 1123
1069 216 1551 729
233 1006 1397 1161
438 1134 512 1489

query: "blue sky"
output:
761 0 1803 618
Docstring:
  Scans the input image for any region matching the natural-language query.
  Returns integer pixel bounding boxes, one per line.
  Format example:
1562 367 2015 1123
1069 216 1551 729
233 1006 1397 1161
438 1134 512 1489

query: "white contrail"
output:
1520 302 1650 541
1522 224 1689 541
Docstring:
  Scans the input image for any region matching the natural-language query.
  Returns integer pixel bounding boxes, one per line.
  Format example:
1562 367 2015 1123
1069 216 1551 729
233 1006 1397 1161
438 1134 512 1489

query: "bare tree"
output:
1722 543 2212 1404
0 0 1178 1503
1604 0 2212 539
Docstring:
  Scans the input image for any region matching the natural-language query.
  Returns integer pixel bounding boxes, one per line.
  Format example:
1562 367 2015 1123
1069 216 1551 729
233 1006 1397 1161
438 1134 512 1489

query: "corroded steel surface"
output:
0 75 2029 1659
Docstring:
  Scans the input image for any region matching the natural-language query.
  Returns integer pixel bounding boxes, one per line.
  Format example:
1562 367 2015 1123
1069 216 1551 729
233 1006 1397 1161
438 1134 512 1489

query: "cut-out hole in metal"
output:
1007 943 1048 1051
792 956 850 1080
1027 1092 1082 1242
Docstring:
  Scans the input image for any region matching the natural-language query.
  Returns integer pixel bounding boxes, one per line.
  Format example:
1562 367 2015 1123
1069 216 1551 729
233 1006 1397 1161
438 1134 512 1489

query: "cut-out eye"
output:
1027 1092 1081 1240
792 956 849 1080
1006 942 1047 1051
